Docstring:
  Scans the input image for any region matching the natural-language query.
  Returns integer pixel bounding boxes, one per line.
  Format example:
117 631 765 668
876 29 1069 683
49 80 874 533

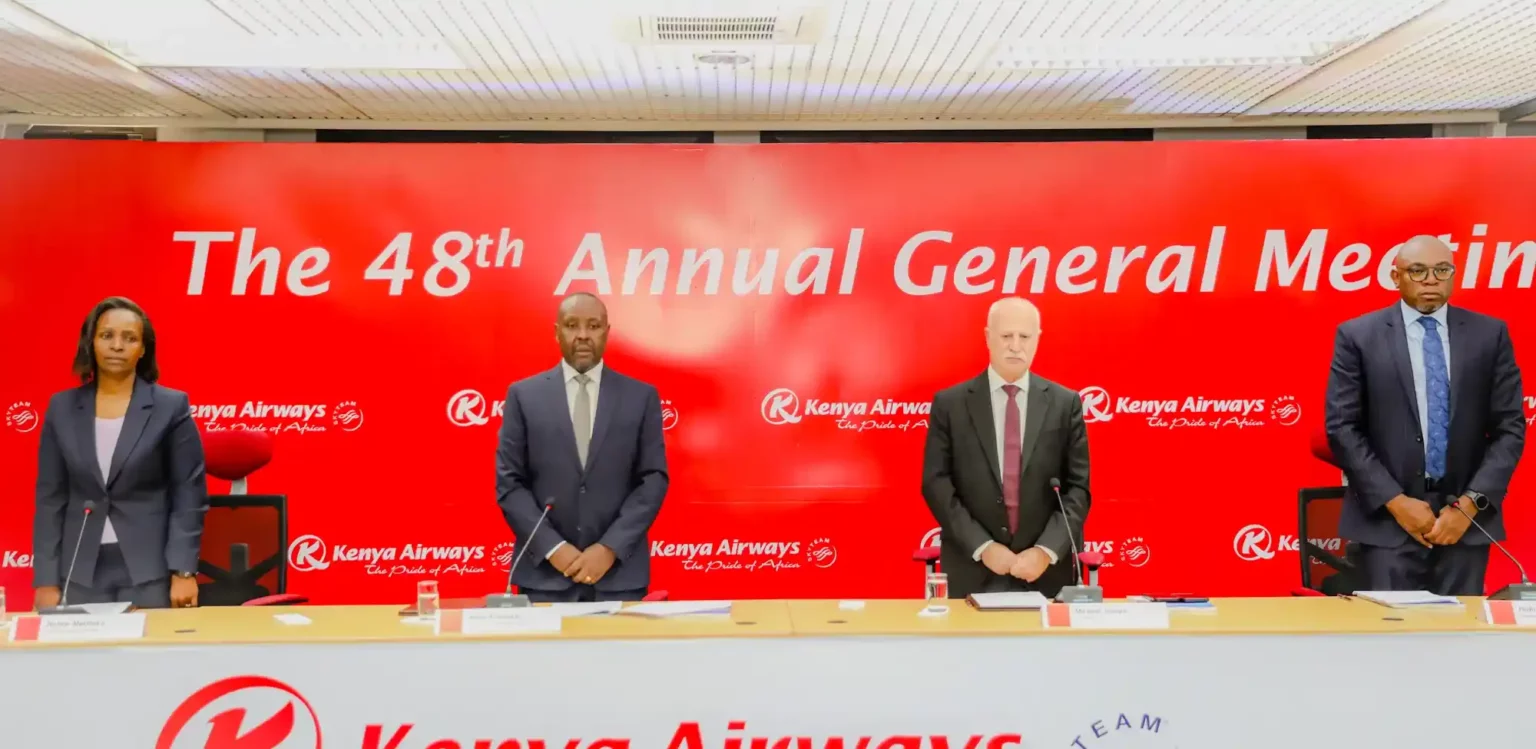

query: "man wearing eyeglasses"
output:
1324 235 1525 595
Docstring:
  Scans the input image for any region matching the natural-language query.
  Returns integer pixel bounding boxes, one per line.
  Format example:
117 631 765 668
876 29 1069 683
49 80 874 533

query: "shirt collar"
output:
1399 300 1450 330
560 359 604 384
987 367 1028 392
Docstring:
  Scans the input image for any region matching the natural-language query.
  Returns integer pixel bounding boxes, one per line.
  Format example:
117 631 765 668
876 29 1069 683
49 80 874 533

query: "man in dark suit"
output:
1325 235 1525 595
495 292 669 602
921 297 1091 599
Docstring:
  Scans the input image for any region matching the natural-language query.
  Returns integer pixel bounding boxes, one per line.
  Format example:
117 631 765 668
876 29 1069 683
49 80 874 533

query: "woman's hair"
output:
72 296 159 384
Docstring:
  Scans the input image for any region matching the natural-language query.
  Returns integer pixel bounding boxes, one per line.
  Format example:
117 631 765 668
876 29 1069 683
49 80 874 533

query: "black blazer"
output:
921 371 1091 598
495 364 669 593
33 379 208 589
1325 304 1525 546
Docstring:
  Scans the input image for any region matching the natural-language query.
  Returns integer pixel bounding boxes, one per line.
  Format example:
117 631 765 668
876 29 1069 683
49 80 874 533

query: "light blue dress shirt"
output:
1400 300 1451 467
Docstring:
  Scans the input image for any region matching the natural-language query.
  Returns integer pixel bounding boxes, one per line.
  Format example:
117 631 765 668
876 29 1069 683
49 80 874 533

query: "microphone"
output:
40 501 96 615
1050 478 1103 604
485 498 555 609
1449 501 1536 601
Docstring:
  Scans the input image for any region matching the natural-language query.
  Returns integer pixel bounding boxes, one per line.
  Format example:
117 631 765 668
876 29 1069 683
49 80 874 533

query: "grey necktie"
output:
573 373 592 466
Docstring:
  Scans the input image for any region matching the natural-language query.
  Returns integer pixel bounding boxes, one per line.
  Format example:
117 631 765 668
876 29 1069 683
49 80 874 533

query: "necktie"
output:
1001 384 1022 534
1418 317 1449 479
573 373 592 467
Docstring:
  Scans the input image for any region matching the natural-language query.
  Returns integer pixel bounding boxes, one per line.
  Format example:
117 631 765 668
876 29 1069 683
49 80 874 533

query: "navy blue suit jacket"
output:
1325 304 1525 547
495 364 669 592
33 379 208 588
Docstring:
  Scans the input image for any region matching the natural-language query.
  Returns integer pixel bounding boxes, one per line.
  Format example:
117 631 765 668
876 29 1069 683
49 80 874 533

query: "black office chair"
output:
198 494 303 606
1299 487 1364 594
1299 426 1364 595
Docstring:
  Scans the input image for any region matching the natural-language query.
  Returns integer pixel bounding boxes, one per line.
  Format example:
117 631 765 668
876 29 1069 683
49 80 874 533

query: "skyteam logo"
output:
760 387 928 432
1078 385 1299 430
1067 712 1171 747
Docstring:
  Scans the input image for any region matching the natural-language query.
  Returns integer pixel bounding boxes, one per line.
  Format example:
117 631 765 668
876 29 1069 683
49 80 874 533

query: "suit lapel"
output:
72 386 103 491
964 374 1002 491
1018 374 1052 471
544 367 582 471
585 370 621 473
106 380 154 489
1448 306 1467 421
1383 309 1423 434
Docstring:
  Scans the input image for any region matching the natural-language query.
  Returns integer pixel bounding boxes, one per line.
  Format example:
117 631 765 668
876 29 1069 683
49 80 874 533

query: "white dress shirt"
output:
95 417 122 544
1400 300 1451 465
972 368 1058 565
545 359 604 560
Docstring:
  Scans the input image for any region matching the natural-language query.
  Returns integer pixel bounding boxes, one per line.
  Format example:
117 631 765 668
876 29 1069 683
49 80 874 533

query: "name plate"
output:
8 613 147 643
435 607 562 636
1042 602 1170 630
1481 600 1536 626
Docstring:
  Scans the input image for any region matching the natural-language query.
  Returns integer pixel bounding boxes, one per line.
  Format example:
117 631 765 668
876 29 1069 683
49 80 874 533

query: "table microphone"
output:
485 498 554 609
1050 478 1103 604
1449 500 1536 601
39 501 95 615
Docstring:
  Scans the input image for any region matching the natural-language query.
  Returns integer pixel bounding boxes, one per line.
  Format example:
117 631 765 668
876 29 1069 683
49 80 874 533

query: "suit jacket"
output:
921 371 1091 598
33 380 208 589
1325 304 1525 547
495 364 669 592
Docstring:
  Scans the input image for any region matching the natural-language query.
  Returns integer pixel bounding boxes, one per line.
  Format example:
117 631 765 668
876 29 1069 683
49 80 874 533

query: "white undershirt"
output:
95 417 122 545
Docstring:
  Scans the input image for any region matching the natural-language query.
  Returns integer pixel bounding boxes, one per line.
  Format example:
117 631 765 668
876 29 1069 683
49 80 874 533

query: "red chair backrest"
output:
1310 425 1337 468
202 429 275 481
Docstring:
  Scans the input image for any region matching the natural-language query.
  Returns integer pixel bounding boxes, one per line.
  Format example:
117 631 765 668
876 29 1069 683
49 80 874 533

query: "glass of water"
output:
925 572 949 604
416 580 440 621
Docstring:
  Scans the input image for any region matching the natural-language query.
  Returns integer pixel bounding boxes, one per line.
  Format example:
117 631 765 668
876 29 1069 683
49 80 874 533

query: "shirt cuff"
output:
544 541 565 560
972 541 991 562
1035 545 1059 565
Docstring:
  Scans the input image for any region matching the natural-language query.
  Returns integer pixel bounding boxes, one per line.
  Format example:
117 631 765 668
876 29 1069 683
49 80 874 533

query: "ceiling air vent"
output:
621 8 826 45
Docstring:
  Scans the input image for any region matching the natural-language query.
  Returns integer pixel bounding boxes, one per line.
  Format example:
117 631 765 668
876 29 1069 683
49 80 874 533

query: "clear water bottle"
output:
416 580 440 621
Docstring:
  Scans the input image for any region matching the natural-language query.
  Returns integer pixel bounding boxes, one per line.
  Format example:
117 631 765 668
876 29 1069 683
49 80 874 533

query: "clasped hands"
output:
1387 494 1473 547
981 543 1050 583
549 543 615 585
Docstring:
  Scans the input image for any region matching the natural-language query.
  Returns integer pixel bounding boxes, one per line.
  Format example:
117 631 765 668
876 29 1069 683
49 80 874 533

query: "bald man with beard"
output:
921 298 1091 599
1325 235 1525 595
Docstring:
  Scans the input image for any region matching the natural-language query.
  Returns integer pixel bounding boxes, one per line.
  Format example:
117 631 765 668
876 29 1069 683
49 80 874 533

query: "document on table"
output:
616 601 733 618
77 602 133 615
548 601 623 617
1353 590 1465 610
966 592 1050 610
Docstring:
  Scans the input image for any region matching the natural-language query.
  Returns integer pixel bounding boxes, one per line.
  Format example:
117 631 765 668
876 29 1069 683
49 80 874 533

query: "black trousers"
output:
521 585 647 603
63 544 172 609
1357 492 1492 596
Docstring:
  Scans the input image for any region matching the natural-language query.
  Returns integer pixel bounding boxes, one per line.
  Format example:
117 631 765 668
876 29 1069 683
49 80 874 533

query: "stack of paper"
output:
966 591 1050 611
548 601 624 617
615 600 733 618
1353 590 1466 611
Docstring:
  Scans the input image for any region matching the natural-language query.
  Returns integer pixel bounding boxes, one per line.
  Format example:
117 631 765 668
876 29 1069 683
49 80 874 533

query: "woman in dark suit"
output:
32 297 208 610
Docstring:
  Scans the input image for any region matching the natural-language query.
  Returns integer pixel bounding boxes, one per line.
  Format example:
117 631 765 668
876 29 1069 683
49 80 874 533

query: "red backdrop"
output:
2 139 1534 611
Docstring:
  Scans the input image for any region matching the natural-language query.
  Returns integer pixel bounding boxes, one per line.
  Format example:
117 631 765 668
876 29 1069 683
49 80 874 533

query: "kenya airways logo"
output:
448 388 679 430
1525 395 1535 426
156 674 321 749
5 401 38 433
1233 523 1342 562
287 534 502 578
761 388 928 432
1078 386 1300 430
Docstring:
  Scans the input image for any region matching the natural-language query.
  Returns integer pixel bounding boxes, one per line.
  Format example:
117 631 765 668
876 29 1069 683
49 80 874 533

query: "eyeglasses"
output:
1403 264 1455 282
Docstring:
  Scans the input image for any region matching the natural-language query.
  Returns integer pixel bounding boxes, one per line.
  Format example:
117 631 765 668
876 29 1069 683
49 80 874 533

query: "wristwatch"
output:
171 570 197 579
1463 491 1490 512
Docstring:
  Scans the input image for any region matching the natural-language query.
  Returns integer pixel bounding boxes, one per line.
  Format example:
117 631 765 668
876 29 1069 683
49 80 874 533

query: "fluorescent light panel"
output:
16 0 465 69
114 36 466 70
993 36 1352 70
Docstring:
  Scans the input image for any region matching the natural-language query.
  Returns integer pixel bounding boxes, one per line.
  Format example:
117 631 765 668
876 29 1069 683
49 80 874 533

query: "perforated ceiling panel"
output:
0 0 1532 125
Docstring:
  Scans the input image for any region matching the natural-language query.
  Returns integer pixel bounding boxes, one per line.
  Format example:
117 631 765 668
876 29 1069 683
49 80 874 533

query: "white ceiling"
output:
1 0 1535 129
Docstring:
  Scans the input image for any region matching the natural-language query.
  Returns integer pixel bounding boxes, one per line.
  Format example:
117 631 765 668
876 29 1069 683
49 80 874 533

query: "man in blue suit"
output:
1325 235 1525 595
495 292 669 602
